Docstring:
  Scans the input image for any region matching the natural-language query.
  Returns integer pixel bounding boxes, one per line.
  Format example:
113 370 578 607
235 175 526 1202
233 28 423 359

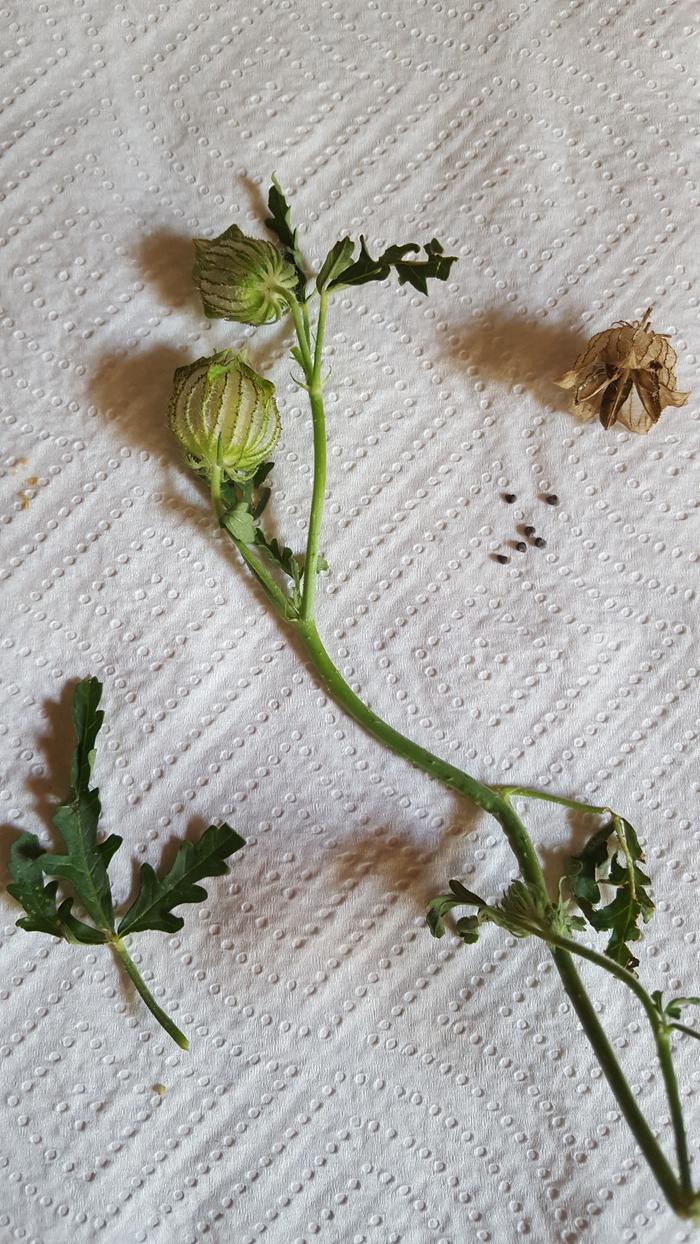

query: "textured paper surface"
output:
0 3 698 1241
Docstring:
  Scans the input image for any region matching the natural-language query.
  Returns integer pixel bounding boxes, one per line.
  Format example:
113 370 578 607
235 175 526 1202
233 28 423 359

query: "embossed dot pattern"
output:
0 2 698 1242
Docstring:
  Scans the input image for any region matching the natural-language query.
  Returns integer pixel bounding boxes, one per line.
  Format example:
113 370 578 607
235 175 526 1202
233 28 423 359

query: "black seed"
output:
515 541 527 553
503 492 516 503
544 493 559 505
533 537 546 548
523 525 535 537
494 554 509 564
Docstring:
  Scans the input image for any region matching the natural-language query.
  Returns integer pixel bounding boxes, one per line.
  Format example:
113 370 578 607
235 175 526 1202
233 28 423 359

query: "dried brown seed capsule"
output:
556 307 689 433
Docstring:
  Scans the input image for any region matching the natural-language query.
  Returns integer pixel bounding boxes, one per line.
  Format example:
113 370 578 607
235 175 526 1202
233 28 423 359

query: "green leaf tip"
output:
118 823 245 937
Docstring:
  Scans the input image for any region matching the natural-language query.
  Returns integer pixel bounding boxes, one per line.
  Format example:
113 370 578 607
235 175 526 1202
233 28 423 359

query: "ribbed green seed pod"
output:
169 351 280 482
193 224 298 324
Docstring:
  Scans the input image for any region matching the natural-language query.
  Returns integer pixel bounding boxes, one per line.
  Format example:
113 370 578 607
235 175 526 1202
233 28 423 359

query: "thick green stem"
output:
110 936 189 1050
300 292 328 623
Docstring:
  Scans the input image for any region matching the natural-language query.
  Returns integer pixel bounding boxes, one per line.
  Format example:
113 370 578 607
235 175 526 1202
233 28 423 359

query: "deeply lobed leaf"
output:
41 679 121 932
118 823 245 936
564 815 654 973
321 235 457 294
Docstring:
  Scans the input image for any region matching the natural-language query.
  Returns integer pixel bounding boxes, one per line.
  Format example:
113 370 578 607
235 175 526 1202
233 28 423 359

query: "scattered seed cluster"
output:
492 493 558 563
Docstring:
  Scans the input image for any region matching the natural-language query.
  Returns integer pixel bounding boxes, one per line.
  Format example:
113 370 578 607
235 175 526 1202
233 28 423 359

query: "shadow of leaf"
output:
24 680 80 832
444 311 589 414
333 800 485 917
539 805 607 895
239 173 272 226
0 825 24 898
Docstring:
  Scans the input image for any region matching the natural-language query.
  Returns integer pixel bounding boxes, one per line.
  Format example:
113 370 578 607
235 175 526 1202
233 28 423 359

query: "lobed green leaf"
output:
8 831 66 939
118 823 245 937
324 235 457 295
564 815 654 973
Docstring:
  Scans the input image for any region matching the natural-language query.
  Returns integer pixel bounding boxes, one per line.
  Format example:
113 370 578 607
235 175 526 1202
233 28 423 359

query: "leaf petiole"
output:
110 936 189 1050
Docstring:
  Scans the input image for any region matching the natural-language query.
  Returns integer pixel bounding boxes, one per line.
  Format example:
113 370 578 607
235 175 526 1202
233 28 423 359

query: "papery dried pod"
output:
556 308 689 433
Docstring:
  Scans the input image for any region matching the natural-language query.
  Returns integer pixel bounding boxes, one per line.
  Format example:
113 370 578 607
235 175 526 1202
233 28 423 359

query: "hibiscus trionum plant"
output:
168 177 699 1221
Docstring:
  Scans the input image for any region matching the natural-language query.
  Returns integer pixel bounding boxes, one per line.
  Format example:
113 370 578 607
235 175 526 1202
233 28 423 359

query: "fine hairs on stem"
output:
168 178 699 1222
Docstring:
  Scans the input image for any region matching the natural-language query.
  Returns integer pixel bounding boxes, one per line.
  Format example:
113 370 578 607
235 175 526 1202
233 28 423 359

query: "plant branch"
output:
110 936 189 1050
494 785 611 818
300 292 328 623
234 536 292 617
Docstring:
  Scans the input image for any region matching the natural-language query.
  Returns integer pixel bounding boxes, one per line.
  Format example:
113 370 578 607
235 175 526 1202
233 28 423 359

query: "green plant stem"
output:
300 291 328 623
295 614 690 1210
297 618 545 891
210 463 223 522
285 294 314 375
549 946 688 1212
234 536 292 617
494 785 611 818
110 936 189 1050
301 297 311 344
516 921 691 1196
656 1026 693 1195
217 287 698 1216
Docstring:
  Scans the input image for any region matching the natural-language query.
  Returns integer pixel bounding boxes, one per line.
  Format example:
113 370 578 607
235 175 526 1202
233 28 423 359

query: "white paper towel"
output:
0 3 698 1241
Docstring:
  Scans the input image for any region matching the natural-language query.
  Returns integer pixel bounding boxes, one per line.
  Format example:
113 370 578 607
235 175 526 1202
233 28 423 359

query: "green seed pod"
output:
169 350 281 482
193 224 298 324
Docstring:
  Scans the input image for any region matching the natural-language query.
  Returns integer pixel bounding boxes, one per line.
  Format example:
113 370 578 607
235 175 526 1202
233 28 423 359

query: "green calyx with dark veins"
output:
8 678 244 1049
